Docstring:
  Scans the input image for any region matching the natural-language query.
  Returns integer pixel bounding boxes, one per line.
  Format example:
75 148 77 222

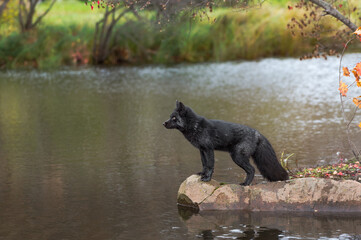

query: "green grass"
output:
37 0 105 26
0 0 359 68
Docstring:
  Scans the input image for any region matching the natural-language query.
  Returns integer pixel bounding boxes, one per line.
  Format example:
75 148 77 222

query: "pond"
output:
0 54 360 239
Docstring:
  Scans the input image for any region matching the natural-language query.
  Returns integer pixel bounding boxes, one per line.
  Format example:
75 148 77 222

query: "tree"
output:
19 0 57 32
287 0 359 60
0 0 10 19
90 0 220 64
92 6 134 64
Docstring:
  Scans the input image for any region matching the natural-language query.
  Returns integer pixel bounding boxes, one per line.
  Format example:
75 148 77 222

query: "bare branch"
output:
93 6 132 64
19 0 25 31
32 0 57 28
18 0 57 32
338 36 360 159
309 0 357 31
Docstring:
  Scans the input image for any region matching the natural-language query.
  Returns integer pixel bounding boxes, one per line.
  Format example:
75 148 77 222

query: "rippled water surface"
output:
0 55 360 239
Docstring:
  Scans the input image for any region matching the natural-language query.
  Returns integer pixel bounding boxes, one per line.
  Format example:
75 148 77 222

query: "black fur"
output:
163 101 289 186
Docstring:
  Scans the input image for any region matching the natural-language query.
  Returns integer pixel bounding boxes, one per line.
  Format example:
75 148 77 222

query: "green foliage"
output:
280 151 294 170
0 0 18 35
0 25 92 69
0 0 355 68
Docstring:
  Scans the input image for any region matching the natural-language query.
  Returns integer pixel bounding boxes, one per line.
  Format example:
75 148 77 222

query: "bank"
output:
1 0 357 69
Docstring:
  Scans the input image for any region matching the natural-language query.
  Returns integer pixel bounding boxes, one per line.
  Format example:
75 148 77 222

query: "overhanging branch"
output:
308 0 357 31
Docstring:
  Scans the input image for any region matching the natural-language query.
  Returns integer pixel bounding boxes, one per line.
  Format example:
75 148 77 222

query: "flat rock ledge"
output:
177 175 361 212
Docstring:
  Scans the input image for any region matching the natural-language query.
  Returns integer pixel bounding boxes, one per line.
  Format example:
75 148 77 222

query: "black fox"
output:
163 101 289 186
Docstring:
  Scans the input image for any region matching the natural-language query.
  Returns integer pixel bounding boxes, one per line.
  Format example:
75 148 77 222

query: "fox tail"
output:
252 135 289 182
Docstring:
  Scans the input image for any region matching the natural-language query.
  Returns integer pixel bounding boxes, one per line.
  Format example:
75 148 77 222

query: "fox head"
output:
163 100 187 131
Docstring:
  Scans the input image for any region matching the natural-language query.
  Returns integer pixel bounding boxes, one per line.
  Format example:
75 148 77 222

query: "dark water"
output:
0 54 361 239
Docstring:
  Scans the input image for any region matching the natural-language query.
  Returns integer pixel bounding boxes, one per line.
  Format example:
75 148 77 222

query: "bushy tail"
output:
252 135 289 182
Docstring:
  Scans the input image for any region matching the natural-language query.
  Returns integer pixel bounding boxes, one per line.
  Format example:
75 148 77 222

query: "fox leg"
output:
230 149 255 186
197 150 207 177
199 149 214 182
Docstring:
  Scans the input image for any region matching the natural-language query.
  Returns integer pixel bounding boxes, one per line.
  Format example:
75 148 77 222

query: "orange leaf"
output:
356 79 361 87
352 69 360 80
355 62 361 76
343 67 350 76
338 81 348 97
354 27 361 37
359 122 361 129
353 98 361 108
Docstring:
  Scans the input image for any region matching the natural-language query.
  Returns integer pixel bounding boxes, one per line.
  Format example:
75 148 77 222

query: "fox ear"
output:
176 100 186 113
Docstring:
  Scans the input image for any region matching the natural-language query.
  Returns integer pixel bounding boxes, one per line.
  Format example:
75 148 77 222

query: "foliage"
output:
287 0 360 59
334 28 361 158
279 151 294 171
290 158 361 180
338 27 361 159
285 0 361 159
0 0 18 36
0 25 92 68
0 0 360 68
0 1 329 69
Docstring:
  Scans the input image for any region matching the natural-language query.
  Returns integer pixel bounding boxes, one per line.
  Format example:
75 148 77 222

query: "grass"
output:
38 0 105 26
0 0 359 69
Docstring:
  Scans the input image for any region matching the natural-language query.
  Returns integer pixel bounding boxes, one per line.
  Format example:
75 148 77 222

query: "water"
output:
0 54 360 239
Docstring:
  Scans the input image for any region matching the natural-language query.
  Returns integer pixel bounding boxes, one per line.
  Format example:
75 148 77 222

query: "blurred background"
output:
0 0 360 69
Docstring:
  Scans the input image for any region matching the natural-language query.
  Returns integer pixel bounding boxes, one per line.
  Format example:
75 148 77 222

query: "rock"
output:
355 173 361 183
177 174 220 209
177 175 361 212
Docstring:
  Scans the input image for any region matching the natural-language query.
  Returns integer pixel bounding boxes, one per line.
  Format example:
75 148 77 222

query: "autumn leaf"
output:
352 69 360 80
338 81 348 97
356 79 361 87
359 122 361 129
353 97 361 108
354 27 361 37
355 62 361 76
343 67 350 76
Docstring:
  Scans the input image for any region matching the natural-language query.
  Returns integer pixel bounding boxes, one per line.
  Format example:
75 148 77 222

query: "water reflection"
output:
178 207 361 239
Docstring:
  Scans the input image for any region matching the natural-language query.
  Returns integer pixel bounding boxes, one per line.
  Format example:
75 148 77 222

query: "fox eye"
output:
172 117 177 121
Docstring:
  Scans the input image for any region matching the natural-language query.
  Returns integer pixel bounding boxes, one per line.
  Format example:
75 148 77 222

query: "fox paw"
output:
201 176 211 182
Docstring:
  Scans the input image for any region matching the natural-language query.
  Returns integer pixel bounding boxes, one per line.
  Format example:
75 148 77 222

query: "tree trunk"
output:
92 7 131 64
19 0 57 32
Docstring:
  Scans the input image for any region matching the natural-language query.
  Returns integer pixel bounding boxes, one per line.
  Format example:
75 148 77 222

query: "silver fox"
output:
163 101 289 186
